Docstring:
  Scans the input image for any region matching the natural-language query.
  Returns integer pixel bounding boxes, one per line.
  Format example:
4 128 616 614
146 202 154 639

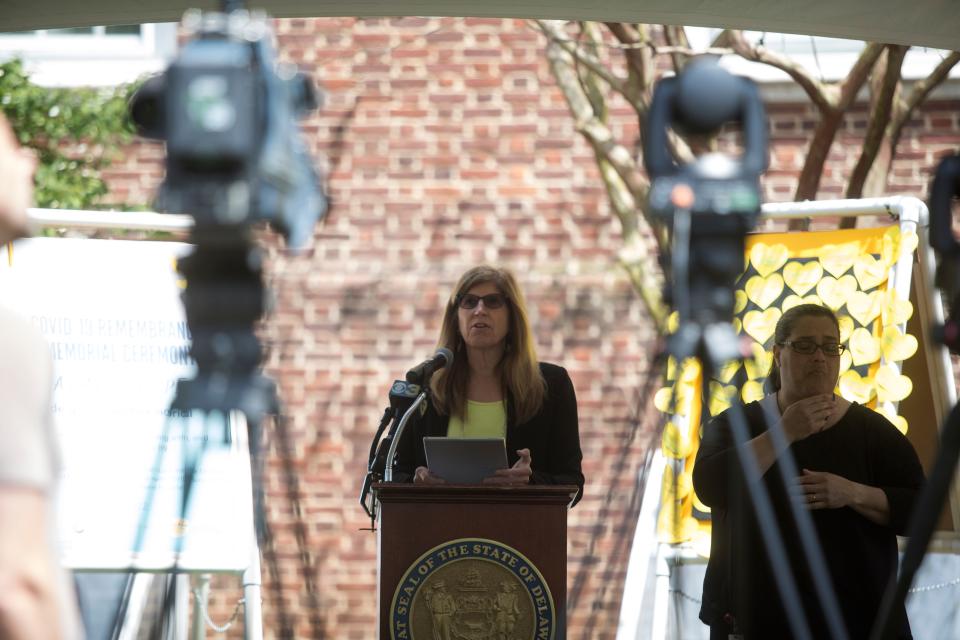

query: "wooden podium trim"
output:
373 482 577 505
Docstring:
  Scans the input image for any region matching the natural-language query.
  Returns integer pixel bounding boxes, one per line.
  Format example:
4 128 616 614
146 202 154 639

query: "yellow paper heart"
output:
820 242 860 278
817 275 858 311
782 294 823 312
667 311 680 334
666 357 678 381
881 227 900 266
742 308 781 344
732 317 742 334
708 381 737 416
714 360 741 384
679 358 701 383
881 326 918 362
839 370 876 404
662 419 696 459
750 242 789 278
849 327 881 366
881 290 913 326
662 464 693 499
875 364 913 402
657 507 698 544
853 254 888 291
877 406 909 434
741 380 765 403
838 315 855 342
745 274 785 309
839 349 852 374
847 290 883 326
882 227 919 266
734 290 748 314
744 342 773 380
783 260 823 296
654 387 674 413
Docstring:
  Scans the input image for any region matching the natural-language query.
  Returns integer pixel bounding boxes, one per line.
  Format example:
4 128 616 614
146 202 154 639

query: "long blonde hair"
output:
431 265 546 423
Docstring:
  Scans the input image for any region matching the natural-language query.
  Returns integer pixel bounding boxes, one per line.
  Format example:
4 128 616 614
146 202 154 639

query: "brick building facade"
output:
99 16 960 639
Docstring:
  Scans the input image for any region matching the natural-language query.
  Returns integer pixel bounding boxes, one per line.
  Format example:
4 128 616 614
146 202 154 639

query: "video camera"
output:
643 56 768 365
929 153 960 353
130 8 327 248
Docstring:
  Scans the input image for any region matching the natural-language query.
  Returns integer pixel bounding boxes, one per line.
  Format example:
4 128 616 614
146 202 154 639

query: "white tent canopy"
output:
3 0 959 50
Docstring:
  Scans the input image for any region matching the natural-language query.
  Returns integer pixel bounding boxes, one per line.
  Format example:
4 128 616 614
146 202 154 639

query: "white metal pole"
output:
190 575 210 640
243 548 264 640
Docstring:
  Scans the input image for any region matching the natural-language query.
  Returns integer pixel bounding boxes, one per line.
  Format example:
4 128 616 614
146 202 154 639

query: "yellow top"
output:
446 400 507 439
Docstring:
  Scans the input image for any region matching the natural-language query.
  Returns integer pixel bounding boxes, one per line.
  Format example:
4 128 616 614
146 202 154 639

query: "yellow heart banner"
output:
745 274 785 309
743 308 781 344
853 254 888 291
783 260 823 296
875 364 913 402
849 327 881 366
817 275 858 310
750 242 789 278
847 290 882 326
839 369 876 404
881 325 918 362
820 241 860 278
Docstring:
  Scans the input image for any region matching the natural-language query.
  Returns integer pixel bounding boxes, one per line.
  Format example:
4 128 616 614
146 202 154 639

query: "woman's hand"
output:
413 466 446 484
483 448 532 486
795 468 856 509
780 394 846 443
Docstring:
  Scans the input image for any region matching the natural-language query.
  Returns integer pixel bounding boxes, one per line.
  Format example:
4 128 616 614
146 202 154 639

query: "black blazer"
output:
392 361 584 505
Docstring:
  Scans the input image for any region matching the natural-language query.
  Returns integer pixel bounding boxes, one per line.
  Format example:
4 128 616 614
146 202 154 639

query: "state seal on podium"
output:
390 537 556 640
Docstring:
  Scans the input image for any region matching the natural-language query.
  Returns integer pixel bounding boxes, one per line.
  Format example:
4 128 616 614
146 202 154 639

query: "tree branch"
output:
534 21 635 106
891 50 960 145
836 42 886 110
662 25 691 75
845 45 907 203
725 30 834 112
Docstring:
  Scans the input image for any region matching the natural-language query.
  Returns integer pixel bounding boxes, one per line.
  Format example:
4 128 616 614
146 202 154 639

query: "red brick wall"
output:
100 17 960 639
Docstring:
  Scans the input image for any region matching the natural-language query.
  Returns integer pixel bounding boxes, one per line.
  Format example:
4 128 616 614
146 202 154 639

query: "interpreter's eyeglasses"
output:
779 340 845 356
456 293 508 310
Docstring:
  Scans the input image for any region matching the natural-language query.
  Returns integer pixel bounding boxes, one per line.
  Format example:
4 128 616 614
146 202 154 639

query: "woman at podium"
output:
393 265 584 505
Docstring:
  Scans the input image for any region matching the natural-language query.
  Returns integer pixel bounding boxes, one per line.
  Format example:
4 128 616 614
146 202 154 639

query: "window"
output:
0 24 177 87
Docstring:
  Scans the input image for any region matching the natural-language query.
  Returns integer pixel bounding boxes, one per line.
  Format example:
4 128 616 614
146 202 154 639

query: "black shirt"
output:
693 400 924 639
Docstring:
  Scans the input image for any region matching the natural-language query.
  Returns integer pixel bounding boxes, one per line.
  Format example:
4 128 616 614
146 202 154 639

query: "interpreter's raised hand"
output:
780 394 847 443
794 468 856 510
413 466 446 484
482 448 532 486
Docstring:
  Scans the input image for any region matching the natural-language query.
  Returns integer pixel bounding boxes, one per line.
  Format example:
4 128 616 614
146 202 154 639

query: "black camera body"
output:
131 10 326 248
644 57 768 361
929 154 960 353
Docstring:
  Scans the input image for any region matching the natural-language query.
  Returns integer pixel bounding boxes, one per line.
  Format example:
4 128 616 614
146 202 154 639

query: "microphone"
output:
405 347 453 384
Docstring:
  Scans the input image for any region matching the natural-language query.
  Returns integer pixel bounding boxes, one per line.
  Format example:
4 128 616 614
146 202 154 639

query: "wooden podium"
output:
373 483 577 640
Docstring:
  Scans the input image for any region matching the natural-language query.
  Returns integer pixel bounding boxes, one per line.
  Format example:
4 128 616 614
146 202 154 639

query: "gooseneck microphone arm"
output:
384 391 429 482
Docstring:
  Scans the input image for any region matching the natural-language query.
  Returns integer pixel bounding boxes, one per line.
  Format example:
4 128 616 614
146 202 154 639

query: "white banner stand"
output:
3 210 263 640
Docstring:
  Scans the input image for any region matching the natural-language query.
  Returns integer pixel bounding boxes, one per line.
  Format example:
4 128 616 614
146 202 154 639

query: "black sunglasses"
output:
456 293 509 310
